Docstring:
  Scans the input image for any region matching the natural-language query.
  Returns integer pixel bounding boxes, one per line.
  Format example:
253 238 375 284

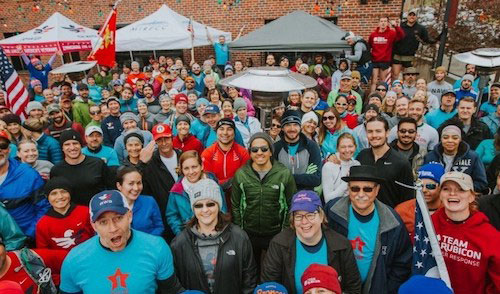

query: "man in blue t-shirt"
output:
205 25 245 73
60 190 184 294
326 165 412 293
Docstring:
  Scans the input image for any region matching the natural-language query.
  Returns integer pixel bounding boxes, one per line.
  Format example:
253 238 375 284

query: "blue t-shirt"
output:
294 237 328 293
82 146 120 167
213 42 229 66
60 230 174 294
347 205 379 282
288 143 299 157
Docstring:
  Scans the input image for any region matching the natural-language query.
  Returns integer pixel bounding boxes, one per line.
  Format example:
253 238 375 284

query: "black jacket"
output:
393 21 436 56
261 227 362 294
170 224 257 294
438 115 492 150
138 149 182 240
356 147 415 207
478 194 500 230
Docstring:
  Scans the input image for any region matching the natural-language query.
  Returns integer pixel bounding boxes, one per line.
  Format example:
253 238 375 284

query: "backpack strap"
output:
14 248 57 294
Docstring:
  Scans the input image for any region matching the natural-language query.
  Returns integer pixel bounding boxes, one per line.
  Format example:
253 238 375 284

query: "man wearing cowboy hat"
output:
402 67 419 97
326 165 412 294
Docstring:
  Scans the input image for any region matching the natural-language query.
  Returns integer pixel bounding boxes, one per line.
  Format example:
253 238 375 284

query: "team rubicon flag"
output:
88 9 117 68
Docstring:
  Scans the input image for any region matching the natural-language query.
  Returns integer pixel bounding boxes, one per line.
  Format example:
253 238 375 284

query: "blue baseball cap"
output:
254 282 288 294
89 190 130 222
182 291 206 294
290 190 322 213
203 104 220 115
417 163 445 184
398 275 452 294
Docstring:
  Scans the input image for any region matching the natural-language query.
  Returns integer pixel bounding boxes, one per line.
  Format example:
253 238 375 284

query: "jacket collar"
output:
46 203 77 218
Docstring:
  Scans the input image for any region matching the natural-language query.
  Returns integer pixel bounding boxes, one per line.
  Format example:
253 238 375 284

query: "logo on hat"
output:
156 125 165 133
99 193 112 201
304 277 321 286
194 191 201 199
294 193 312 203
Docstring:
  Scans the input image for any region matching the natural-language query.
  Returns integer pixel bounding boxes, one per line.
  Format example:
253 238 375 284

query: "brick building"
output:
0 0 402 75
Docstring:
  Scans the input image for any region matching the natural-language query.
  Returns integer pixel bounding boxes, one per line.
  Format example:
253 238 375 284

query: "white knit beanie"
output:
187 178 223 209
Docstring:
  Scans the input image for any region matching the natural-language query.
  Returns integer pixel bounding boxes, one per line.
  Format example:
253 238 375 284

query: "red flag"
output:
88 9 117 68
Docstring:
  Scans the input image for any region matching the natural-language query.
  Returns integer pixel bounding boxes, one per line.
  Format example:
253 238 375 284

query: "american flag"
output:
0 47 29 119
187 17 194 40
412 187 452 288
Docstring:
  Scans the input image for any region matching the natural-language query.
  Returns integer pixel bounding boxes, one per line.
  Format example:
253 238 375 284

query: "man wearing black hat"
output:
72 83 95 128
326 165 412 294
274 110 322 191
356 116 415 207
425 90 458 129
50 129 113 207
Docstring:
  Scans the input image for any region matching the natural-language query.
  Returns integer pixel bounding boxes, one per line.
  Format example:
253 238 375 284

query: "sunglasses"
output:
336 103 347 106
193 202 217 209
165 79 173 83
349 186 375 193
90 111 101 115
272 123 282 128
185 81 195 83
398 129 416 134
376 88 387 92
424 183 437 190
250 146 270 153
322 116 336 121
348 101 356 105
0 141 9 150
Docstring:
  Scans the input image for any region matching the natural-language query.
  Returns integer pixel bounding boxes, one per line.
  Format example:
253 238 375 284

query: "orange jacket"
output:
201 142 249 185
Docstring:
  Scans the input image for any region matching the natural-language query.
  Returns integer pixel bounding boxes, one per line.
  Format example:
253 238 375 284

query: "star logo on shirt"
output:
107 268 129 290
350 236 366 252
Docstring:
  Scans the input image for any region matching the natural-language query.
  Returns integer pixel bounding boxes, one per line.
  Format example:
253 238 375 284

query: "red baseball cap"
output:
301 264 341 294
152 123 172 141
0 130 9 141
0 280 23 294
174 93 188 105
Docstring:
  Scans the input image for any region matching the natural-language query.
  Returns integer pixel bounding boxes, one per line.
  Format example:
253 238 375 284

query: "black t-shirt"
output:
50 156 113 206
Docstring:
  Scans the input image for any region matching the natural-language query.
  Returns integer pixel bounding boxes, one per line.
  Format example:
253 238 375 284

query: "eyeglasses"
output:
90 111 101 115
406 73 418 76
348 101 356 105
272 123 282 128
398 129 416 134
336 103 347 107
193 202 217 209
349 186 375 193
293 211 318 222
0 141 9 150
250 146 270 153
376 88 387 92
424 183 437 190
322 116 336 121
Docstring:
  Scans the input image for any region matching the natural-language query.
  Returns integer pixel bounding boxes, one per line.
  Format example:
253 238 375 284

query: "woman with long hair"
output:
170 178 257 293
432 172 500 294
21 117 62 164
166 150 227 235
321 133 360 202
381 90 397 117
318 107 358 160
116 166 164 236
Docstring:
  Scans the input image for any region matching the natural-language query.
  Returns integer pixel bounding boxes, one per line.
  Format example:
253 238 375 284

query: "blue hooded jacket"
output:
0 158 49 237
131 195 164 236
36 133 63 164
424 142 488 192
166 173 227 235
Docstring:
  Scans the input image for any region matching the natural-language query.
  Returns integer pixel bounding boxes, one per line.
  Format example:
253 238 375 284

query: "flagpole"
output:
414 183 452 289
190 16 195 64
89 0 122 57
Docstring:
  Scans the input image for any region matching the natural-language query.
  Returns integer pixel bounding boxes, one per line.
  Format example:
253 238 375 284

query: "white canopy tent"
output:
116 4 231 52
0 12 98 56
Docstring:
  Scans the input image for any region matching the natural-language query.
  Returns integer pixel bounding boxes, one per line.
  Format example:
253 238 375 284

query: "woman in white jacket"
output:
322 133 360 202
233 98 262 147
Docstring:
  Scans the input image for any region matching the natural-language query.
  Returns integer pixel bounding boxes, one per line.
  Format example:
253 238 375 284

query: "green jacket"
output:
72 97 94 128
0 204 26 250
93 72 112 88
232 160 297 236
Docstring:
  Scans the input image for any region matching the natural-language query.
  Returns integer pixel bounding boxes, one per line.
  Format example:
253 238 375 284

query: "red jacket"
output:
4 249 68 291
35 204 94 250
173 134 204 155
201 142 249 185
368 26 405 63
343 113 359 129
432 208 500 294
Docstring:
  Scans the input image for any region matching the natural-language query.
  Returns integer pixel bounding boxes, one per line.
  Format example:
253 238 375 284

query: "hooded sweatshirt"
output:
368 26 405 63
432 209 500 294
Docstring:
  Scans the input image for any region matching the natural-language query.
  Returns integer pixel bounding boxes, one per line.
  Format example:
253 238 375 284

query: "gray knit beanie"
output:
248 132 275 155
187 178 223 209
120 112 139 125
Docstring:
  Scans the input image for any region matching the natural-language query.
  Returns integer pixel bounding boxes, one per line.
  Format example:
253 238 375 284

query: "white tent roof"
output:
0 12 98 56
116 4 231 52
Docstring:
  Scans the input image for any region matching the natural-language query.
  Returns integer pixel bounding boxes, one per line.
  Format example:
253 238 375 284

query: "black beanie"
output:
59 129 83 146
44 177 73 196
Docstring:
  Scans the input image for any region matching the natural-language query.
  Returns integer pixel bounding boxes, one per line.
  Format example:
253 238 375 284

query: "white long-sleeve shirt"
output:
322 155 360 203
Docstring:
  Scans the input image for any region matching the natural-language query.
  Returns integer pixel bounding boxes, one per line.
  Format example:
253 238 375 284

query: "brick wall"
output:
1 0 402 78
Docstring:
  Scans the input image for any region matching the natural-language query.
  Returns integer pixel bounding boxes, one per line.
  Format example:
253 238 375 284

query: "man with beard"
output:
273 110 322 191
101 97 123 146
72 83 94 128
428 66 453 99
50 130 113 206
356 116 414 207
46 104 85 141
389 117 426 175
134 78 146 99
453 64 482 93
202 119 250 196
0 130 48 239
425 91 458 129
190 63 205 93
401 67 419 97
144 84 161 115
454 74 478 102
181 76 201 97
389 99 438 152
197 104 244 148
82 126 119 167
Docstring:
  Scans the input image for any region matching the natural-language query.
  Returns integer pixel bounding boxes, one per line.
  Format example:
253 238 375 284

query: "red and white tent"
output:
0 12 98 56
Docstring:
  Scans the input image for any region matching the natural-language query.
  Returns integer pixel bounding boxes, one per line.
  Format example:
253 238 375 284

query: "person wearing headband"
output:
424 124 488 193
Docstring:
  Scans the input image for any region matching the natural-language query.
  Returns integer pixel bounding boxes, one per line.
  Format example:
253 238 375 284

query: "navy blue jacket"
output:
101 114 123 147
424 142 488 192
326 197 412 294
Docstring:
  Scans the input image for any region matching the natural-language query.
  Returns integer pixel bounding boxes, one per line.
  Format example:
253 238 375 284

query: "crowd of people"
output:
0 10 499 294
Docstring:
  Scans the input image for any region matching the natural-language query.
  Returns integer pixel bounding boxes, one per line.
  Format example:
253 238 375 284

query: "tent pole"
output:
129 51 133 62
153 50 157 59
60 54 65 65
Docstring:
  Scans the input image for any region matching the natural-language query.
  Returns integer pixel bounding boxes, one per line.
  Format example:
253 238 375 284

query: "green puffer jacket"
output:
232 160 297 236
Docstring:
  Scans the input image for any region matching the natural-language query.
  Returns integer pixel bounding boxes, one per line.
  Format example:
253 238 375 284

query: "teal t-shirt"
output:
214 42 229 66
288 143 299 157
347 205 379 282
294 237 328 293
60 230 174 294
